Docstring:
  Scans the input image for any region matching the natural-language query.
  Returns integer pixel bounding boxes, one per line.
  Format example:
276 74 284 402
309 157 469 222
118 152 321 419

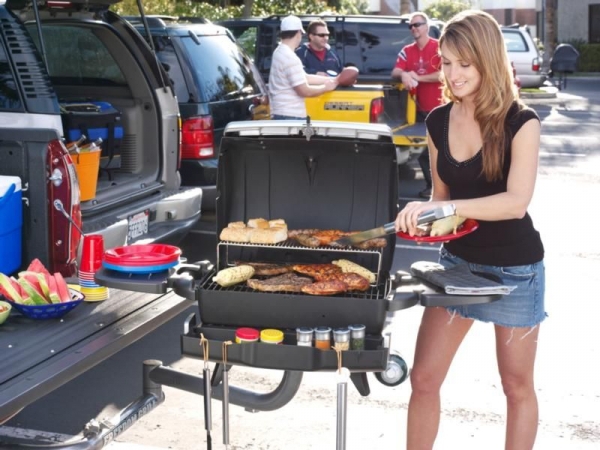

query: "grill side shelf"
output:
181 325 389 372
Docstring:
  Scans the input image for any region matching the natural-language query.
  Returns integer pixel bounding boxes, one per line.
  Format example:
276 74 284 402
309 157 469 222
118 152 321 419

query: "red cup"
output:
80 234 104 273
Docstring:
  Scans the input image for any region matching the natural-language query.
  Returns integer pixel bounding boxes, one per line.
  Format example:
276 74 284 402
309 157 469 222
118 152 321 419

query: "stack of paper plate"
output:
103 244 181 274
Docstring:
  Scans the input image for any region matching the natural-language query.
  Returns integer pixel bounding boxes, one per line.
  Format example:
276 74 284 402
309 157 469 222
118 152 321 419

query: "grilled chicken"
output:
318 272 370 291
301 280 348 296
292 264 342 279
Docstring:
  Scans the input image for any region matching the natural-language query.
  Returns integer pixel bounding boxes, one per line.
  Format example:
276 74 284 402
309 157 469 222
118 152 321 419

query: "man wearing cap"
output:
269 15 338 120
295 19 342 76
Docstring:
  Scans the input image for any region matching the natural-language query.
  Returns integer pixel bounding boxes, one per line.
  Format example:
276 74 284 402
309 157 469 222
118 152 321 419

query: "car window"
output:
26 25 127 86
151 35 190 102
0 39 22 111
356 23 413 75
502 30 529 52
180 34 263 103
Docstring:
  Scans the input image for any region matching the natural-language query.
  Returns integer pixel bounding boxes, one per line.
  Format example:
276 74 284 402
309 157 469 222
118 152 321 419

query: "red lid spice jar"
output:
235 327 260 343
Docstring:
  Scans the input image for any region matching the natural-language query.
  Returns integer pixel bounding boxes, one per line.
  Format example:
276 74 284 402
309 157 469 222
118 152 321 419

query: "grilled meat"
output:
292 263 342 279
292 233 321 248
247 273 313 292
235 261 291 276
318 272 370 291
288 228 387 248
288 229 320 238
301 280 348 296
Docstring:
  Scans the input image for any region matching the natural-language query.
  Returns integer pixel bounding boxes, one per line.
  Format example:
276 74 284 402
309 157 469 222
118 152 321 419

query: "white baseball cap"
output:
281 15 305 34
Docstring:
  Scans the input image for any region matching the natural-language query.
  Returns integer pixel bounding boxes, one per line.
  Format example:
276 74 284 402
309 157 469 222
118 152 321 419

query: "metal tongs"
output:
331 204 456 247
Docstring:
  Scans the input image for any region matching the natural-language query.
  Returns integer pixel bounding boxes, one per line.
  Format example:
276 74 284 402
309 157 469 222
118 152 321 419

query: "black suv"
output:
219 14 442 84
128 16 270 211
0 1 202 276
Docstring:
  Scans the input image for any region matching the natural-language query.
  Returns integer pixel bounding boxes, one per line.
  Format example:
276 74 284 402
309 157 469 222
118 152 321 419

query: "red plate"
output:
104 244 182 266
396 219 479 243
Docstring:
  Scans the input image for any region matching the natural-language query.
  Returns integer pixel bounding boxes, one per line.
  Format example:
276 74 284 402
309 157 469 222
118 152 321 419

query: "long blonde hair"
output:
439 10 521 181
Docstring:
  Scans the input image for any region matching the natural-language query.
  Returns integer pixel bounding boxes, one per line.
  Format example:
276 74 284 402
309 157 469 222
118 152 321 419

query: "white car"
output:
502 25 546 88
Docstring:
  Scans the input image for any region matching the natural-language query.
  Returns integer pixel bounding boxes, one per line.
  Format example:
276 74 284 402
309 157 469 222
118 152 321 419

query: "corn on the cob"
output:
213 265 255 287
430 215 467 237
332 259 376 283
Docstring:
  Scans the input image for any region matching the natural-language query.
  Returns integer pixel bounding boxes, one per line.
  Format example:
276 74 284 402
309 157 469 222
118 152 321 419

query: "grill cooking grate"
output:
202 272 391 300
218 239 385 284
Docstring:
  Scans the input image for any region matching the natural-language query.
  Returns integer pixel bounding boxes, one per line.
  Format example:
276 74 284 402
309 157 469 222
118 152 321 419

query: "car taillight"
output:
48 139 81 277
532 57 541 72
370 97 384 123
181 116 215 159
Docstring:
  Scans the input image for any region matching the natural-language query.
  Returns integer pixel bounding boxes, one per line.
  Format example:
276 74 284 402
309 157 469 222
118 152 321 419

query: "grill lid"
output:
216 120 399 276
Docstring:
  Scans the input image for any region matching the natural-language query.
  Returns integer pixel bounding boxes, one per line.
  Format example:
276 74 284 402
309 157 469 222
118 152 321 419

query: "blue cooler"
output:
0 176 22 275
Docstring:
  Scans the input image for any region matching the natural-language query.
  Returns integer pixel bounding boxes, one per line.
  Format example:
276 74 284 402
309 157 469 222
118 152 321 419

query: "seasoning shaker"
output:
332 328 350 351
348 324 366 350
296 327 314 347
314 326 332 350
260 328 284 344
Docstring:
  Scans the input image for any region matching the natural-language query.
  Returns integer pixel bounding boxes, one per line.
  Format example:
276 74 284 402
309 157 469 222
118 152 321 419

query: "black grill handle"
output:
169 261 214 300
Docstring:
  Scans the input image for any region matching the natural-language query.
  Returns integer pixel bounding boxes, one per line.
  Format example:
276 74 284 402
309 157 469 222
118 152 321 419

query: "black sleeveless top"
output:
426 101 544 266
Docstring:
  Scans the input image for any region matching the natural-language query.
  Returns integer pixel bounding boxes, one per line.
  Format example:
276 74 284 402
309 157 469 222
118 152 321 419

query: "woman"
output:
395 10 546 450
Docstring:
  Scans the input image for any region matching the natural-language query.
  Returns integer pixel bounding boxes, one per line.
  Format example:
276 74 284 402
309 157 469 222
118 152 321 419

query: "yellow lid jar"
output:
260 328 284 344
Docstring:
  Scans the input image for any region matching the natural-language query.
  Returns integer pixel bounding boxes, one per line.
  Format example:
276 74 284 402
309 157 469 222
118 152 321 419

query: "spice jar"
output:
235 327 260 343
296 327 314 347
332 328 350 351
260 328 284 344
314 326 332 350
348 324 366 350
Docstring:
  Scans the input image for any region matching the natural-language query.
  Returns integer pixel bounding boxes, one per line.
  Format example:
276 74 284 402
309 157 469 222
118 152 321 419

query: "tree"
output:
545 0 557 60
423 0 471 22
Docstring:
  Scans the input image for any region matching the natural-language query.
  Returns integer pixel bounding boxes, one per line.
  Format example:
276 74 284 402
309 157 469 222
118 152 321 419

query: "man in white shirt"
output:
268 15 338 120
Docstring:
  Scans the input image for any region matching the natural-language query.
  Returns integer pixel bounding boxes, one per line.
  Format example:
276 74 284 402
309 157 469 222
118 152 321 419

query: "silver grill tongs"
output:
331 204 456 247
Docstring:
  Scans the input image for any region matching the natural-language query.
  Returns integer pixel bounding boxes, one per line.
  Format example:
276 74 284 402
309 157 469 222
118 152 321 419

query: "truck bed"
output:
0 288 192 420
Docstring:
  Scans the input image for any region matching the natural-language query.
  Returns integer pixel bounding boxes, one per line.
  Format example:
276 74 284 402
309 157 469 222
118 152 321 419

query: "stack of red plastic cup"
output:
79 234 109 301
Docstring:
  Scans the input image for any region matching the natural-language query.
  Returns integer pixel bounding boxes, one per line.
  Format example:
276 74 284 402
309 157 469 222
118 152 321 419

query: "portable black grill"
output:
95 120 500 413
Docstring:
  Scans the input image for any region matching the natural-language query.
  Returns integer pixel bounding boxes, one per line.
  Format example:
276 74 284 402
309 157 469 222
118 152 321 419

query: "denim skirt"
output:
439 247 547 328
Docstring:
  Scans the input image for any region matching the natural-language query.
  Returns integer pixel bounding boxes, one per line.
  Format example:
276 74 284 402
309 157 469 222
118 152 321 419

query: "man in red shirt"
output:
392 12 443 198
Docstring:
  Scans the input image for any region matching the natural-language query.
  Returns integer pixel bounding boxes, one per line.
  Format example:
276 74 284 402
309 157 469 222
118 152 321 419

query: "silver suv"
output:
0 0 202 276
502 25 545 88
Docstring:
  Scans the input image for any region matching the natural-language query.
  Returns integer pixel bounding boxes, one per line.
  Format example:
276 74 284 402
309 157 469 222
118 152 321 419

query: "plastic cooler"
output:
0 176 22 275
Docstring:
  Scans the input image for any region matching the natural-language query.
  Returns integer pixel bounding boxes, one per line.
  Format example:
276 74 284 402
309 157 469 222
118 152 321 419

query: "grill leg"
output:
349 372 370 396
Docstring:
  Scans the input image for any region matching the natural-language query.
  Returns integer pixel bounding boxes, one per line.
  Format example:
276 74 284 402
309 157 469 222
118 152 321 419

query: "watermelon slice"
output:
18 278 49 305
27 258 52 277
37 273 51 299
18 271 46 298
45 273 61 304
0 273 23 303
53 272 71 303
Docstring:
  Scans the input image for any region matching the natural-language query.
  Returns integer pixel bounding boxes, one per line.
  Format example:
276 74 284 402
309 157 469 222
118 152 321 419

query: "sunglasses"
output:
408 22 426 29
312 33 330 38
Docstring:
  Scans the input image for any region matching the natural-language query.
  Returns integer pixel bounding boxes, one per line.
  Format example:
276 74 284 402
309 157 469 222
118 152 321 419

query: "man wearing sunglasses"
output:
391 12 443 199
269 15 338 120
295 19 342 77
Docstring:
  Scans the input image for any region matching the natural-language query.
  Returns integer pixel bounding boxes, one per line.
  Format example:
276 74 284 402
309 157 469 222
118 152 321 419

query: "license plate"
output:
128 210 149 242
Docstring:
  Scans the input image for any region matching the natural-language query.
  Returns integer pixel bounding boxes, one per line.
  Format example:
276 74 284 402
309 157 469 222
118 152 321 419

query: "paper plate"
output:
396 219 479 243
102 259 178 274
104 244 181 266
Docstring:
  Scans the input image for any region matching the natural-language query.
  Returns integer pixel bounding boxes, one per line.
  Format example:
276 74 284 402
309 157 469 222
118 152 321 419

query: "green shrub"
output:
578 44 600 72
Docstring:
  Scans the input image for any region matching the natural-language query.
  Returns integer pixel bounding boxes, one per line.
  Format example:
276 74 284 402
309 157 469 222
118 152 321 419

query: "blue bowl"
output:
3 288 85 320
